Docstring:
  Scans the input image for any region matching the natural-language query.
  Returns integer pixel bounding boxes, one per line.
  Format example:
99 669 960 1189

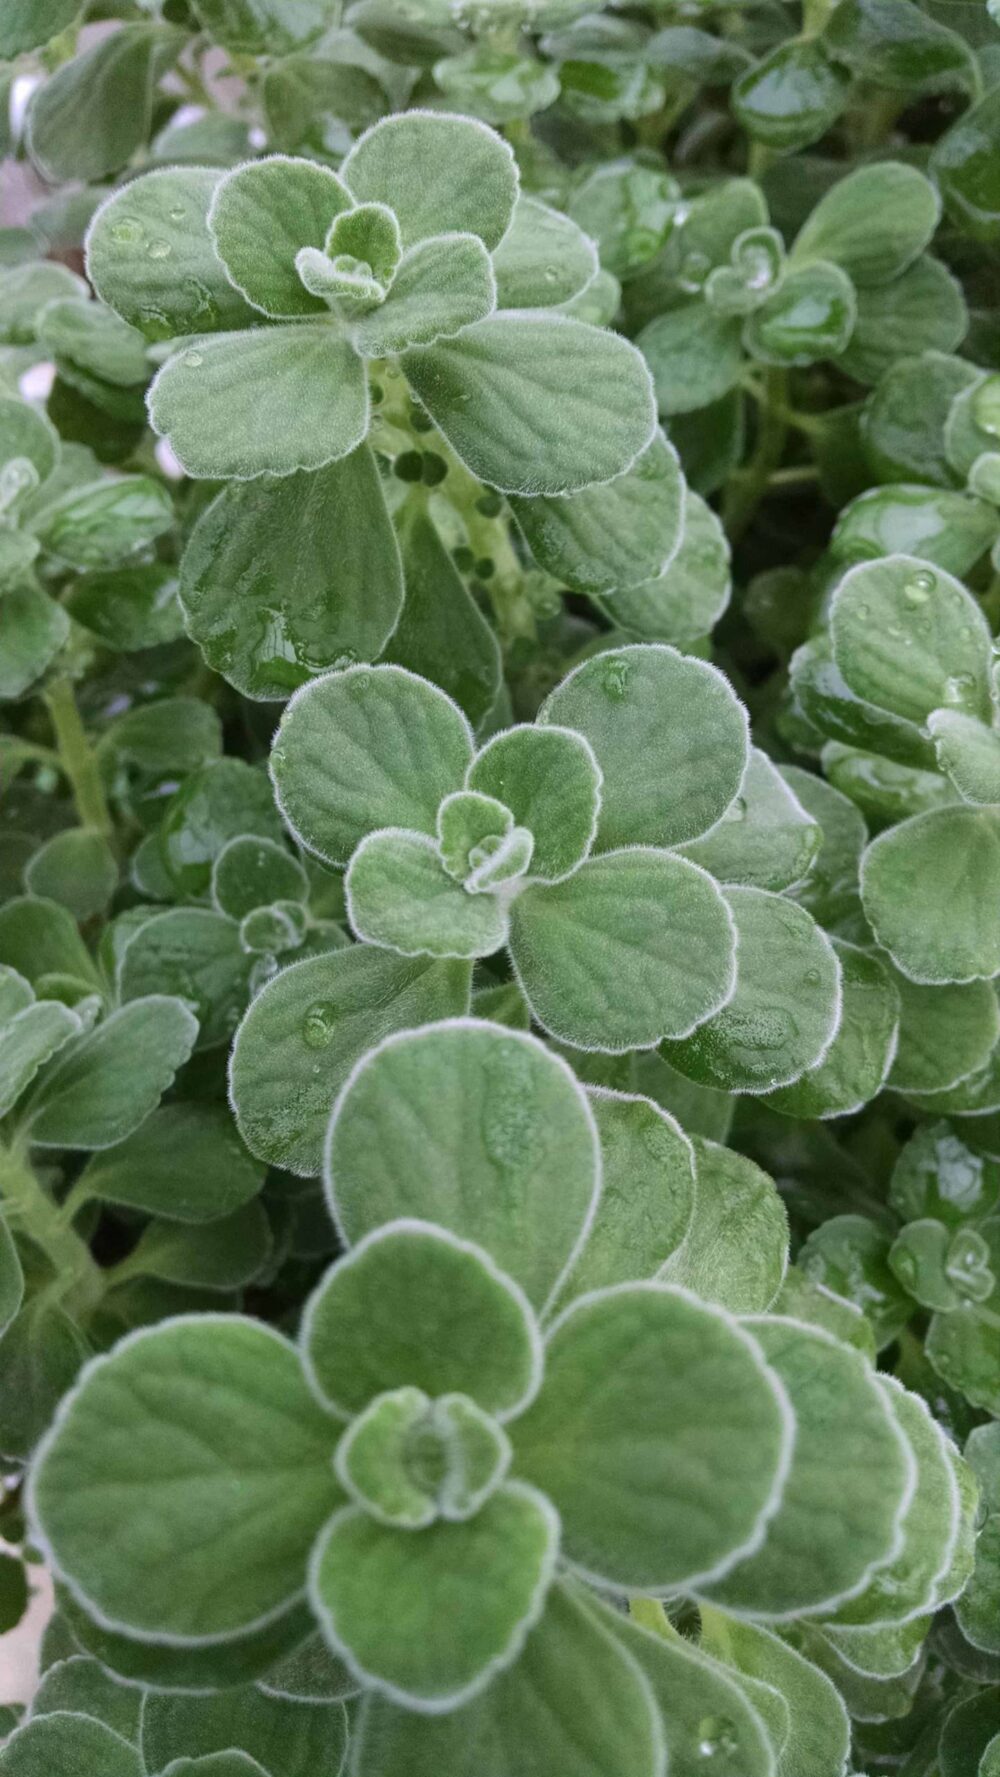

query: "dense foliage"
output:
2 0 1000 1772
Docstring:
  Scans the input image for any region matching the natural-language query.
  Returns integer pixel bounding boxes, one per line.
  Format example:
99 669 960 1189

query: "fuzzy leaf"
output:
830 555 993 725
492 196 598 308
385 501 500 727
341 112 518 251
30 1654 142 1741
354 233 496 355
117 909 251 1051
0 999 83 1120
208 156 352 319
680 748 820 893
26 26 182 184
24 998 197 1150
600 485 731 647
660 1138 789 1315
348 828 509 958
929 707 1000 806
509 431 684 596
791 162 940 286
637 299 743 417
861 806 1000 984
142 1684 347 1777
467 724 600 882
0 1716 142 1777
76 1103 264 1224
764 941 899 1119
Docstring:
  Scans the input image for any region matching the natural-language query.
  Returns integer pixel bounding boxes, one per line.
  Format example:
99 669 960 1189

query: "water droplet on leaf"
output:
302 1000 338 1048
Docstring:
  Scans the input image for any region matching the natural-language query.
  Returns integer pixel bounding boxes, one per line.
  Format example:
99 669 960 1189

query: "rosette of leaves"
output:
84 110 654 489
27 1017 961 1776
0 395 174 702
635 161 965 420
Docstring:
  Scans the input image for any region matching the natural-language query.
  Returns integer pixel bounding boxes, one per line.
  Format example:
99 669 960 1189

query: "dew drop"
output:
697 1715 740 1760
333 648 360 670
168 205 186 223
944 671 976 707
543 265 559 284
183 348 204 368
110 217 142 245
602 657 632 700
302 1000 337 1048
904 568 935 603
148 238 171 259
804 967 821 985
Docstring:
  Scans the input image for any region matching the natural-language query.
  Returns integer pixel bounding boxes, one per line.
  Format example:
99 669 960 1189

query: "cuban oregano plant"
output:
4 0 1000 1771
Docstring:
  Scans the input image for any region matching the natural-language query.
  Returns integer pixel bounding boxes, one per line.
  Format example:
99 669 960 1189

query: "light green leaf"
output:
24 998 197 1150
0 264 87 350
492 196 598 309
213 837 308 922
336 1387 509 1528
830 483 997 580
955 1512 1000 1656
341 111 518 251
30 1654 142 1741
513 1282 791 1590
346 825 504 960
354 232 496 355
790 630 936 771
271 664 473 867
310 1482 557 1709
744 260 855 367
29 474 174 572
86 168 260 341
554 1087 694 1303
302 1221 540 1417
699 1316 911 1619
931 84 1000 245
230 944 471 1175
467 724 600 881
26 26 182 184
143 1683 347 1777
927 1301 1000 1415
889 972 1000 1093
680 749 820 893
830 554 993 725
0 585 70 702
181 445 404 701
764 941 899 1119
0 1716 143 1777
56 1586 316 1694
509 848 737 1052
148 327 368 480
353 1577 665 1777
0 998 83 1120
403 313 656 496
637 299 743 417
929 707 1000 806
839 255 967 385
37 297 149 389
662 887 842 1094
599 484 731 647
659 1137 789 1314
791 162 940 286
117 909 251 1051
30 1316 342 1642
0 396 59 485
326 1019 600 1312
209 157 351 320
541 643 749 850
732 36 848 151
700 1614 850 1777
385 500 500 728
782 767 868 928
24 829 117 921
861 806 1000 984
510 431 684 596
76 1103 264 1224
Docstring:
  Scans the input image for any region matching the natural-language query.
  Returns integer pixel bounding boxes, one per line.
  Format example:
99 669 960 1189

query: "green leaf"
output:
30 1316 341 1642
326 1019 600 1312
385 500 500 727
541 643 749 849
509 848 737 1052
148 327 369 481
862 806 1000 984
744 261 856 367
0 0 81 56
310 1481 557 1709
86 168 260 342
0 585 70 702
0 1298 88 1463
336 1387 509 1528
161 1759 269 1777
862 349 978 486
57 1586 317 1694
599 485 732 647
679 748 820 893
160 757 284 897
24 829 117 921
798 1214 914 1351
346 826 508 958
929 707 1000 805
831 484 996 579
273 665 473 866
763 941 899 1119
303 1221 540 1417
492 196 598 308
940 1692 1000 1777
0 998 83 1120
0 262 87 347
354 232 496 356
190 0 337 54
0 1216 23 1339
142 1686 347 1777
180 447 404 701
342 112 518 251
117 1200 272 1292
26 26 182 184
24 997 197 1150
824 0 978 97
955 1511 1000 1655
0 898 98 993
931 85 1000 245
830 553 993 724
433 47 560 127
76 1103 264 1224
554 1087 694 1303
790 633 937 769
403 314 656 496
0 396 58 486
29 474 174 571
659 1137 789 1314
637 300 744 417
510 431 684 596
889 972 1000 1093
839 256 967 385
353 1577 665 1777
0 1716 143 1777
257 1629 357 1702
213 837 308 922
890 1119 1000 1226
30 1655 142 1741
209 157 352 320
927 1301 1000 1415
65 562 184 653
699 1316 911 1619
662 887 842 1094
117 909 251 1051
37 298 149 389
699 1614 850 1777
791 162 940 286
230 944 471 1174
732 38 849 151
467 724 600 881
513 1282 791 1589
105 696 222 776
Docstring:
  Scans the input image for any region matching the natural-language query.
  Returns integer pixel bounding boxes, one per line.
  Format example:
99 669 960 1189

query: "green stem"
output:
0 1141 104 1321
723 367 789 544
801 0 837 36
44 676 112 839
